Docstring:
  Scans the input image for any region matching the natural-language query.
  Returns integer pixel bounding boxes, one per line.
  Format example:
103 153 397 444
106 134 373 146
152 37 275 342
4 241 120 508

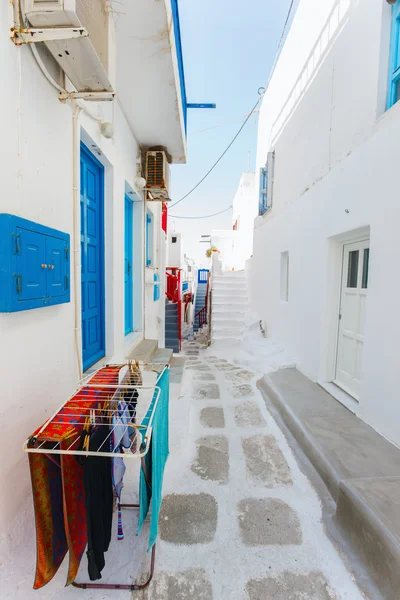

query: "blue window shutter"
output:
153 273 160 301
0 214 70 312
259 167 268 215
46 236 68 298
16 227 47 301
387 2 400 109
146 213 152 266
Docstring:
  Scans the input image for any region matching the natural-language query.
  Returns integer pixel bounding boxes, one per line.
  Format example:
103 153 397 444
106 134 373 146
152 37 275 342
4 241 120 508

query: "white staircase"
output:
211 271 248 344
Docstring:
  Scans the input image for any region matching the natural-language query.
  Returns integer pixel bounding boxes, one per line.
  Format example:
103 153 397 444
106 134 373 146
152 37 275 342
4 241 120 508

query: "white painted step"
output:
212 311 247 321
212 336 245 345
213 327 245 338
213 282 247 290
212 304 247 319
212 299 248 308
213 292 248 301
212 316 245 325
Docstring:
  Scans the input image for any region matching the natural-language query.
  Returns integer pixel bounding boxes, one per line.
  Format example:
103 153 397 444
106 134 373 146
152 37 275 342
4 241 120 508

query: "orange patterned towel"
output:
28 366 121 589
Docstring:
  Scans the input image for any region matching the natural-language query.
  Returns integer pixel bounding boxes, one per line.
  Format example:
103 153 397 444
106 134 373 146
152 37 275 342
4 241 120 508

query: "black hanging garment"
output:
82 425 114 581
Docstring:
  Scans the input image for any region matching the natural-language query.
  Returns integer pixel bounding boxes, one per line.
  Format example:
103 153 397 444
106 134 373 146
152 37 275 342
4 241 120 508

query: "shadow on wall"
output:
271 0 350 146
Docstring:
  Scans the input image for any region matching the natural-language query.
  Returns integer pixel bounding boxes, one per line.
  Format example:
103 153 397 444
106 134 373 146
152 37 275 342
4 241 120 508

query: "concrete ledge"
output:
260 368 400 501
337 477 400 600
259 368 400 600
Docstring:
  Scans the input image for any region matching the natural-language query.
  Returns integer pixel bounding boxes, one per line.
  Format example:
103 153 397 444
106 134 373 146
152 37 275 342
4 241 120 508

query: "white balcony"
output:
116 0 187 164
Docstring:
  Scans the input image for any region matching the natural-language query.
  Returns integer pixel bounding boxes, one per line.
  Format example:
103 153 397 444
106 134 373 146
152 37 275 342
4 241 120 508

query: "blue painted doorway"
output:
124 195 134 335
80 143 105 371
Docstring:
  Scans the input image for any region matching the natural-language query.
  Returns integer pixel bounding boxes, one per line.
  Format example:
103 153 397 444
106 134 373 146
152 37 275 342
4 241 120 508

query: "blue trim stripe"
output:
171 0 188 132
387 2 400 109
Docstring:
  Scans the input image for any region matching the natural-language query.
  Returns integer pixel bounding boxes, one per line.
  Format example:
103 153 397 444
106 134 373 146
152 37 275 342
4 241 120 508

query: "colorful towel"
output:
29 451 68 589
137 368 170 550
28 366 121 589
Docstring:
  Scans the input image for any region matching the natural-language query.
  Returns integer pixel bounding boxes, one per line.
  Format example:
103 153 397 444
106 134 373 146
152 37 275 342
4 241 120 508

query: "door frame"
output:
334 237 370 400
80 141 106 372
124 194 134 335
320 226 370 410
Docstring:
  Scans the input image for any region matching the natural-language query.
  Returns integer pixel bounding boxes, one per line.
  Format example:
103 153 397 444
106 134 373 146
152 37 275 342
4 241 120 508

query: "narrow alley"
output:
142 338 365 600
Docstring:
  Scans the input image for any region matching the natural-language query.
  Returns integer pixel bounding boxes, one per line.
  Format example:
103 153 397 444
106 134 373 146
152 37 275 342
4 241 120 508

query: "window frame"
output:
387 1 400 109
280 251 289 303
145 210 153 266
258 151 275 216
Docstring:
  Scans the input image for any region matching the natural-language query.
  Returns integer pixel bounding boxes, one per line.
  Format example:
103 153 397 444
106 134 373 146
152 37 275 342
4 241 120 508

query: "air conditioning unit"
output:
145 151 171 201
24 0 113 94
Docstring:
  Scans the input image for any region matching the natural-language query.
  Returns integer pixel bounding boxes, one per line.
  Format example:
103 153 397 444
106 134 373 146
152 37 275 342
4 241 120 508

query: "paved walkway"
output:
137 341 366 600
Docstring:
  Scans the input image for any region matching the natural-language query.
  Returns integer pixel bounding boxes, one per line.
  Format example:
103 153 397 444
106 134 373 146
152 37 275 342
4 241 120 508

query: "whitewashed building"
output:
249 0 400 448
0 0 188 532
211 172 256 271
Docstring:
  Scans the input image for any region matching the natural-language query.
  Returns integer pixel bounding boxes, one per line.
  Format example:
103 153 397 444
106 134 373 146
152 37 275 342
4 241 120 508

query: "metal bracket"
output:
58 91 115 103
11 27 88 46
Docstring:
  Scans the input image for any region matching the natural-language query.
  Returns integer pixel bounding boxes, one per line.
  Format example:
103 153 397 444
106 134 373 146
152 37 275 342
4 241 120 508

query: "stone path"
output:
135 341 366 600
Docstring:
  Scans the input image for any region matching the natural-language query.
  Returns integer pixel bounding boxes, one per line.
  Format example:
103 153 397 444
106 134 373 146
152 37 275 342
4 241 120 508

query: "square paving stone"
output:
193 371 217 382
159 494 218 544
246 571 336 599
193 383 220 400
231 384 254 398
242 434 292 487
225 368 255 382
186 364 211 371
191 436 229 483
234 401 266 428
142 569 213 600
200 406 225 428
237 498 302 546
214 362 236 370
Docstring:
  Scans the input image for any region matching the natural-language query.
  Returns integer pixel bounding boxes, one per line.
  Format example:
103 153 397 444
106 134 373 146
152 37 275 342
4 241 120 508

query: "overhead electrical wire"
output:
169 0 297 214
169 206 232 219
168 95 262 210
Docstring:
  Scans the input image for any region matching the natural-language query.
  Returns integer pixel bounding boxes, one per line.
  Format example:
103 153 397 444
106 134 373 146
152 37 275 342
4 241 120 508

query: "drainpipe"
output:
143 194 147 340
72 103 83 379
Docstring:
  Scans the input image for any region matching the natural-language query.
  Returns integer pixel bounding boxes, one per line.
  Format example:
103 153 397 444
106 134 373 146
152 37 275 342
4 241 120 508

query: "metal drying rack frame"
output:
23 362 170 592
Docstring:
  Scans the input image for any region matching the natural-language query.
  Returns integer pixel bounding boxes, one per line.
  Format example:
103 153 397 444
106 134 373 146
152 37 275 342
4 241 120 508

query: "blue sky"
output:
169 0 295 266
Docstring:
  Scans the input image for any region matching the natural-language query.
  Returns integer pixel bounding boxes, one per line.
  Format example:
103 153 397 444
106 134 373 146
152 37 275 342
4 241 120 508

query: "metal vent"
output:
147 152 165 188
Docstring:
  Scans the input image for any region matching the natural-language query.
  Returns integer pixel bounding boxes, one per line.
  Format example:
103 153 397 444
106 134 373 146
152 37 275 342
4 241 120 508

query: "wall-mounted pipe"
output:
72 104 83 379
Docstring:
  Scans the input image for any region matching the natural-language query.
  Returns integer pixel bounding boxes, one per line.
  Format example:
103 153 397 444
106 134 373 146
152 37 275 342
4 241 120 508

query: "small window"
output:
259 167 268 215
172 236 177 243
362 248 370 289
280 251 289 302
347 250 359 288
387 2 400 109
258 151 275 216
146 210 153 266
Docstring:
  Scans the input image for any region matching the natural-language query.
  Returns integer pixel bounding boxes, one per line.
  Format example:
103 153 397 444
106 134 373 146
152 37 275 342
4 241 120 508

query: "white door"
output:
335 239 370 400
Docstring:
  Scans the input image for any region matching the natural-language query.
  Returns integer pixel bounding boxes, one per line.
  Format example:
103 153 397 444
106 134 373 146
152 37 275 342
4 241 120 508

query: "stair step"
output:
151 347 173 365
212 327 245 337
212 307 247 322
212 298 248 310
127 338 158 362
336 477 400 598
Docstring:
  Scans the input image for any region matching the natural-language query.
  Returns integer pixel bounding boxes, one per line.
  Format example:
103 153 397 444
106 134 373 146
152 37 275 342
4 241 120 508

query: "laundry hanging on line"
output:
26 362 168 590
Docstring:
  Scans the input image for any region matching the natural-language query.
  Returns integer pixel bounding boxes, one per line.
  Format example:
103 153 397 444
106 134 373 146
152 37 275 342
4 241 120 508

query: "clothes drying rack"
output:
23 362 169 592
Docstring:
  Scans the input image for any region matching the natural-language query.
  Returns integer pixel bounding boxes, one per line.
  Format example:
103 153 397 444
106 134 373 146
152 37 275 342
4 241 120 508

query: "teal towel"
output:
137 368 170 550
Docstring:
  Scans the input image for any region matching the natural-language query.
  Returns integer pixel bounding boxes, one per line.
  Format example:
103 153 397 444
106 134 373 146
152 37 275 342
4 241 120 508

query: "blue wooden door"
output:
124 195 133 335
80 143 105 371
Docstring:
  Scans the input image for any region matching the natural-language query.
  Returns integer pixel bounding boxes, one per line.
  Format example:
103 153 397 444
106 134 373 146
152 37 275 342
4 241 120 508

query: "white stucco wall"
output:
167 231 184 268
249 0 400 447
0 4 168 531
232 172 256 269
